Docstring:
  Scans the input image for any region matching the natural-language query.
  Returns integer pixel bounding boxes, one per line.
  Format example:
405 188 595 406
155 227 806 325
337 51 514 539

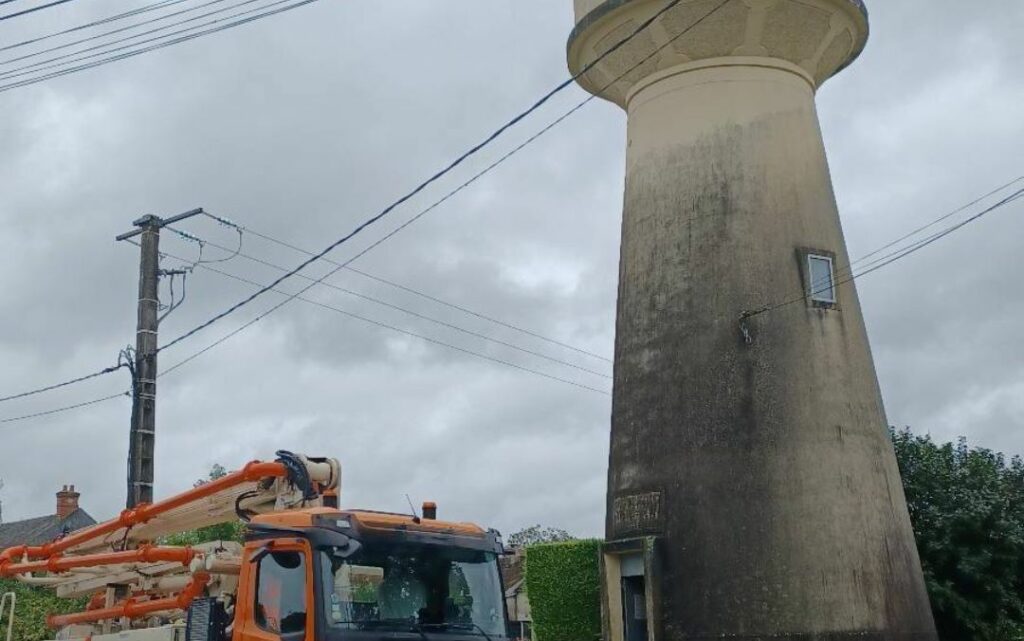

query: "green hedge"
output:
524 539 602 641
0 579 87 641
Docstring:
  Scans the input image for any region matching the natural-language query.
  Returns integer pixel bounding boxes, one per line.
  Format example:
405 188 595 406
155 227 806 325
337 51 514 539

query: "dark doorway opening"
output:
621 575 647 641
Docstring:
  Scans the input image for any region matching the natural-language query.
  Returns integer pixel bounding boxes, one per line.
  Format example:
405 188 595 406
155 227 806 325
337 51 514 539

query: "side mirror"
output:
325 535 362 559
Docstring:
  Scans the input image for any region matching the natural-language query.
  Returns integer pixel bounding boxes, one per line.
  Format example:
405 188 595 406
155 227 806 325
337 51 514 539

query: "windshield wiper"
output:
420 622 494 641
359 619 429 640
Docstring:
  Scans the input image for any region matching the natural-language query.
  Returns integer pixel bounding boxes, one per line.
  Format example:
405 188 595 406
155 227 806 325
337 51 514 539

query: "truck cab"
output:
232 508 508 641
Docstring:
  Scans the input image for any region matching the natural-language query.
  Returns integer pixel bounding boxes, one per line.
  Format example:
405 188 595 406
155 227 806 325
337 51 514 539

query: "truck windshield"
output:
318 543 505 637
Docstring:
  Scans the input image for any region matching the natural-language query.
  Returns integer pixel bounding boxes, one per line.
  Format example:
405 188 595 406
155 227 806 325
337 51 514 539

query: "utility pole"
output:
116 208 203 509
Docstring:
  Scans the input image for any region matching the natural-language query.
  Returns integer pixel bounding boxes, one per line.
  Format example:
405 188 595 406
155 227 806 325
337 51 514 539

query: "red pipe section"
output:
0 460 286 572
46 573 210 628
0 545 194 577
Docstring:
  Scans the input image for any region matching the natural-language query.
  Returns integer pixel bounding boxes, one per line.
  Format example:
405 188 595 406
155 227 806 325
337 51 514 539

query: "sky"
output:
0 0 1021 539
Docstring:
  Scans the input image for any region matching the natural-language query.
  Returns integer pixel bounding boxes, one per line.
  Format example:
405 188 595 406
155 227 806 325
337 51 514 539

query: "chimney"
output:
422 501 437 520
56 485 80 520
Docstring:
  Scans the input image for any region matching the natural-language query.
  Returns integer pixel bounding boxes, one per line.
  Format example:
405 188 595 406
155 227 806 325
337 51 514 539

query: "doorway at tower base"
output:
601 537 660 641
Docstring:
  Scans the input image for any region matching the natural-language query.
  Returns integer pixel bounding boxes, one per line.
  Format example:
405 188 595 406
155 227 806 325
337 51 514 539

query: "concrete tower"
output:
567 1 938 640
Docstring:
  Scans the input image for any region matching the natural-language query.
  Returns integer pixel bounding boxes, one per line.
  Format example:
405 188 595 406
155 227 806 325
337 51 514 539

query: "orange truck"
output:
0 451 508 641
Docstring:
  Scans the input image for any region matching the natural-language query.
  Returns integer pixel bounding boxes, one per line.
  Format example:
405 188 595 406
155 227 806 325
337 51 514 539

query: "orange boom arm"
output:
0 545 195 577
46 573 211 628
0 460 287 573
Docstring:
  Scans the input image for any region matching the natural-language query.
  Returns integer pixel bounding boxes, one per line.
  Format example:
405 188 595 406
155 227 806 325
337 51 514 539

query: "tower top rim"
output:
567 0 870 106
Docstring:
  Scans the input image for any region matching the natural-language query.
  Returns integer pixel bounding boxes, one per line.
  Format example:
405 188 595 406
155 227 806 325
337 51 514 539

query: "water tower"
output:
567 1 938 639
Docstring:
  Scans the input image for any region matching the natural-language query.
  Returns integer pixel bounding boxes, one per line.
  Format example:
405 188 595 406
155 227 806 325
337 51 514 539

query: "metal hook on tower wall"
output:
739 312 754 346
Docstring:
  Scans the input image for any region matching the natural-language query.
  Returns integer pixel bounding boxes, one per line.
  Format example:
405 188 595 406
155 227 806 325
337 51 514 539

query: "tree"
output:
508 525 575 548
893 429 1024 641
163 464 243 546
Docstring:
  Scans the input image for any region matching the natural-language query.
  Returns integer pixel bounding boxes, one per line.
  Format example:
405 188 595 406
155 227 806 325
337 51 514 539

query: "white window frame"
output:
807 254 837 304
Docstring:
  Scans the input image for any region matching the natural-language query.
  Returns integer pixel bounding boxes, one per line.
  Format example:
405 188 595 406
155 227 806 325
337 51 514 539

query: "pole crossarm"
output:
115 208 204 241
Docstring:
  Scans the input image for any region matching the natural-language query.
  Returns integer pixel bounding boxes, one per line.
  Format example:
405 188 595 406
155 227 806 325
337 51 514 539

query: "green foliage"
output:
508 525 575 548
893 429 1024 641
162 463 244 546
0 579 87 641
525 539 601 641
162 519 244 546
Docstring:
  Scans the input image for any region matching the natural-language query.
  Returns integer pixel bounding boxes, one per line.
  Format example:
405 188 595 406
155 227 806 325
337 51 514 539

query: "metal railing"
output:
0 591 15 641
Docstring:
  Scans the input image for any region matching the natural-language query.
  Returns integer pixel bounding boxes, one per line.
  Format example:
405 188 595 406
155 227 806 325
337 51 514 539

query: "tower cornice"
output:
568 0 869 108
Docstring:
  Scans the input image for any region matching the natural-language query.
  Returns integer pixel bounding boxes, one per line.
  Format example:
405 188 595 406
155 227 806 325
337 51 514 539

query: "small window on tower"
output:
807 254 836 304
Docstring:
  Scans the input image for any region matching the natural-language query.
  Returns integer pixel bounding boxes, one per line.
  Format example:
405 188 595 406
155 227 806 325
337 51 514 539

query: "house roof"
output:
0 508 97 550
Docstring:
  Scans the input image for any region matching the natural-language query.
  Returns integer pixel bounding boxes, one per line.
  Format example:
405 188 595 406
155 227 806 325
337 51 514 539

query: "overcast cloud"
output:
0 0 1021 538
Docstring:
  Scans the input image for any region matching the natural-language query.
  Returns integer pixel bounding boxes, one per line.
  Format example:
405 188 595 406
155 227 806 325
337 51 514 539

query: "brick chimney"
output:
56 485 80 520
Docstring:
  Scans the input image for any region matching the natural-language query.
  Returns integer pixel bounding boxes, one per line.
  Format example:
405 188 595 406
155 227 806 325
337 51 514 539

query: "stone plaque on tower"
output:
567 1 939 640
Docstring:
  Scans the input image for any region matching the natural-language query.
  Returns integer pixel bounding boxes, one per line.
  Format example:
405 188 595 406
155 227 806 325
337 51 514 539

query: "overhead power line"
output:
157 235 611 379
0 0 700 408
190 217 611 363
0 0 297 80
743 185 1024 321
0 1 730 410
0 0 304 82
156 0 731 356
5 179 1020 423
845 188 1024 280
0 0 236 68
0 0 191 53
0 0 78 22
0 361 126 404
0 0 321 92
157 260 613 395
0 391 129 426
841 175 1024 277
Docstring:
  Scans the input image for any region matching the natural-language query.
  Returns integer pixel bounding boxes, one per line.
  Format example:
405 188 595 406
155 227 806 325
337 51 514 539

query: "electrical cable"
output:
0 0 235 67
172 225 244 265
840 175 1024 278
155 257 612 395
154 180 1024 400
846 189 1024 279
0 362 126 404
157 269 189 323
204 213 612 363
0 387 130 421
827 188 1023 305
0 1 723 404
0 0 77 22
156 0 732 355
0 0 297 81
0 0 737 410
4 178 1018 417
0 0 191 53
4 0 1015 421
161 231 612 378
743 186 1024 321
0 0 320 92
